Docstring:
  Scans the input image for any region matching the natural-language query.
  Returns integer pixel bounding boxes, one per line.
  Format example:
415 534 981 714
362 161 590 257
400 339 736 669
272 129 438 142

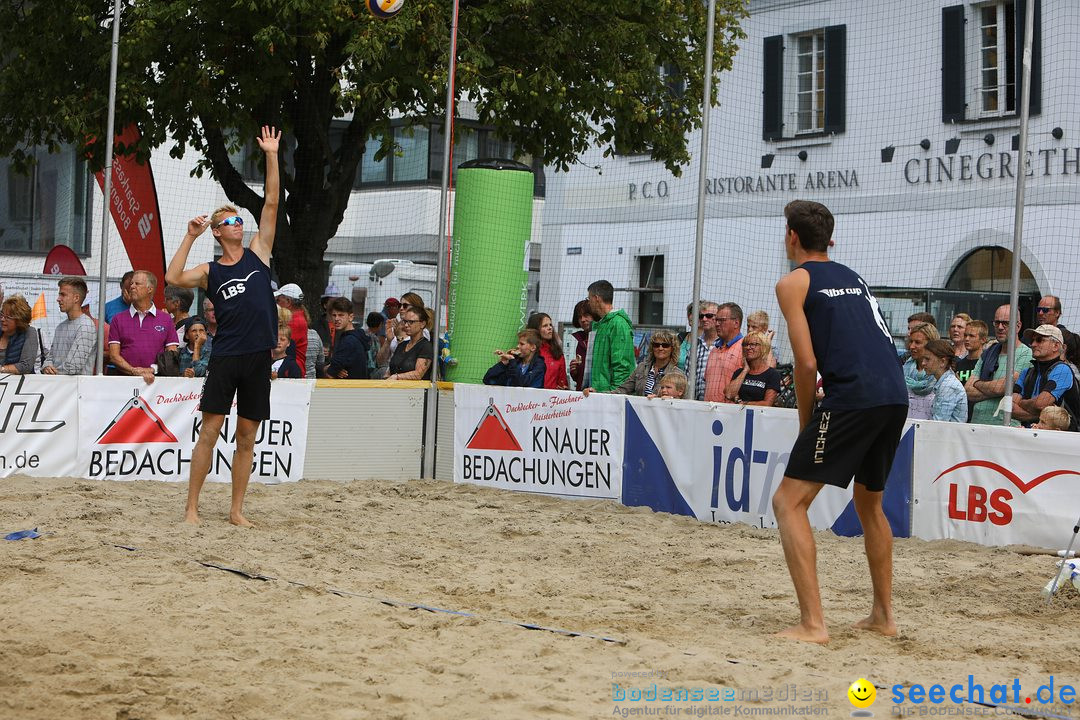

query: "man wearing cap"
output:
966 304 1033 427
1012 324 1079 430
275 283 308 368
1026 295 1080 366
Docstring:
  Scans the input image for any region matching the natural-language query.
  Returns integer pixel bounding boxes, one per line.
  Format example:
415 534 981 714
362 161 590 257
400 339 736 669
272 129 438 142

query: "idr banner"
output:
77 377 313 483
912 421 1080 549
454 384 623 499
622 398 915 535
0 375 81 478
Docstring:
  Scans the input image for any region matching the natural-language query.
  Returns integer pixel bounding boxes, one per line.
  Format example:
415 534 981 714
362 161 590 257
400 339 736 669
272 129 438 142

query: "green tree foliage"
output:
0 0 746 307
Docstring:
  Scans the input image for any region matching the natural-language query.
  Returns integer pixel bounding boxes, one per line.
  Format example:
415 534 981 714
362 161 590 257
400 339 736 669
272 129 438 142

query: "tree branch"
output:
199 118 261 214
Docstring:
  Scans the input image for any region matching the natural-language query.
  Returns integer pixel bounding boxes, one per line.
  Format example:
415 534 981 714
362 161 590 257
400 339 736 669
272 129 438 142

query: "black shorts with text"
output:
785 404 907 492
200 350 273 421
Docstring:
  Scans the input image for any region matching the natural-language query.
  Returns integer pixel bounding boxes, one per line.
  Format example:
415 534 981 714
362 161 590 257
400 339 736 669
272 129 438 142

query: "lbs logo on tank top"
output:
219 270 259 301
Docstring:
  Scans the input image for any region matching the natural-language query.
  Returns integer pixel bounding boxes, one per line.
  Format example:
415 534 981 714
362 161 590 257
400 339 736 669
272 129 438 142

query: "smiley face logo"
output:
848 678 876 709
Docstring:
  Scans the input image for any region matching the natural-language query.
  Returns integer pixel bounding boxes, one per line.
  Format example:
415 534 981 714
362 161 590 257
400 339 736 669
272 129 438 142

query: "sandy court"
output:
0 475 1077 719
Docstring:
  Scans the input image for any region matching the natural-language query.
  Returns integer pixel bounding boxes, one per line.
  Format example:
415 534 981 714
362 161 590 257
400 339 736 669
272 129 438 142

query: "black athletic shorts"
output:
785 404 907 492
200 350 273 420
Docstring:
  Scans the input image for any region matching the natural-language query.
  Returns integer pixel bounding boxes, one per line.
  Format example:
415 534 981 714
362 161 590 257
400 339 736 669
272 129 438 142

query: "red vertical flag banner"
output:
93 125 167 308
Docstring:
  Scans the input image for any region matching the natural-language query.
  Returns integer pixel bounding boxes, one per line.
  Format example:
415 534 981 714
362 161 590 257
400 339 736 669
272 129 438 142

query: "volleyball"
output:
366 0 404 19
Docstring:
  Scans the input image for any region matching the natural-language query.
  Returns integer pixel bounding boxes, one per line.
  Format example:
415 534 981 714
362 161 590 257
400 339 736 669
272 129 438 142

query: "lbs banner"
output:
913 422 1080 549
77 377 313 483
454 385 624 499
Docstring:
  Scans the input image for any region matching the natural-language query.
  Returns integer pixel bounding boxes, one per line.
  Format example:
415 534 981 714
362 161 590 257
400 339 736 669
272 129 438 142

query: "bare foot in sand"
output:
776 623 829 645
853 614 897 637
229 513 255 528
183 512 200 526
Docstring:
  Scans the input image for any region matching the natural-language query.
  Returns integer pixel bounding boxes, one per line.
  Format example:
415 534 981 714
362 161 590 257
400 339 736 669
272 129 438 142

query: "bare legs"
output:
183 412 259 527
771 476 829 644
771 478 896 643
851 483 896 636
228 417 260 527
184 412 225 525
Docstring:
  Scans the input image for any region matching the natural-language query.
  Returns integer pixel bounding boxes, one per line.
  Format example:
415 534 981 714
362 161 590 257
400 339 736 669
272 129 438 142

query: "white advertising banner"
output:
0 375 81 478
912 420 1080 549
623 398 855 529
454 384 623 499
77 377 314 483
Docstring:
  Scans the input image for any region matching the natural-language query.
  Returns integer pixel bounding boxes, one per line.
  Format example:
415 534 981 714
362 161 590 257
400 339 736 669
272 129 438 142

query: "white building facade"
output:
539 0 1078 358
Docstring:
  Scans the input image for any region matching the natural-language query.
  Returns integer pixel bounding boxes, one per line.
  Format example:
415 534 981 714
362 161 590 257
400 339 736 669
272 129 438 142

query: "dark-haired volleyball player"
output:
772 200 908 643
165 126 280 527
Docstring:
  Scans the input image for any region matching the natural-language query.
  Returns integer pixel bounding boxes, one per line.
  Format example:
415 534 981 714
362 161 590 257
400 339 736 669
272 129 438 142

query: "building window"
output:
977 1 1016 115
238 120 544 197
638 255 664 327
941 1 1039 123
0 145 90 255
795 30 826 133
762 25 846 141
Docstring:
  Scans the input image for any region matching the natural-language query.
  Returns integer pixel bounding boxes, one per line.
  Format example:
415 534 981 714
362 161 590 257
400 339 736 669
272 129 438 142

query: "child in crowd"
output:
179 316 211 378
652 373 688 399
271 325 303 379
1032 405 1070 431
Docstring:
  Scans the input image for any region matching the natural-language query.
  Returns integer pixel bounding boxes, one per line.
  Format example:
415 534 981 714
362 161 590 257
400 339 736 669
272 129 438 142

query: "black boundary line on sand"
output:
107 542 626 645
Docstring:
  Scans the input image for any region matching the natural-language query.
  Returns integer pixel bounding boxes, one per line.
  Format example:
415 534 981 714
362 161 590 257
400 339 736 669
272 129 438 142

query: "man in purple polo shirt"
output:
108 270 179 384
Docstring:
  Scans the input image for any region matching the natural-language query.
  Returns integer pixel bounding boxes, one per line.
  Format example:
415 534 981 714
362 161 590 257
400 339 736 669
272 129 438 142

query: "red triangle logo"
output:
97 394 178 444
465 401 521 451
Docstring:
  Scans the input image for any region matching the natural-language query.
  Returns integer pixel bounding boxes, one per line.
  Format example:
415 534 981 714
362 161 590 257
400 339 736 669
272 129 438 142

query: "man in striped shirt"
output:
42 277 97 376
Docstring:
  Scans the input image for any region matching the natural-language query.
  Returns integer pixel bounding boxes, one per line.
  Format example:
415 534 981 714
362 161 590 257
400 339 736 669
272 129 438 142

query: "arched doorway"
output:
945 246 1039 295
943 246 1039 328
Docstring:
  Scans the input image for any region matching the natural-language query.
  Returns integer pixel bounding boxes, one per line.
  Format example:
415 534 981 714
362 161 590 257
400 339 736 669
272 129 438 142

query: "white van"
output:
328 259 437 318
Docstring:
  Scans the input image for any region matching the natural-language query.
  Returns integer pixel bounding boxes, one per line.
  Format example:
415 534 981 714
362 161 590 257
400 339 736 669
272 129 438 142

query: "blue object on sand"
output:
4 528 40 541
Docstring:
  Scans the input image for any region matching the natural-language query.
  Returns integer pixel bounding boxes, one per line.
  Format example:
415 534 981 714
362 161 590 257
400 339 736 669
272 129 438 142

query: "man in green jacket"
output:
586 279 637 392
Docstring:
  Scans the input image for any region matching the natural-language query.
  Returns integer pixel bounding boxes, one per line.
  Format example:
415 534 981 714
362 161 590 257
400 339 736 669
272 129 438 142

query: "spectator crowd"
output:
10 271 1078 432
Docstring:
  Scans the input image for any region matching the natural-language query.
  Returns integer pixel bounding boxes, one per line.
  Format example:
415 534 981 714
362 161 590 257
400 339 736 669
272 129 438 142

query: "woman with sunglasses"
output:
387 306 432 381
0 295 39 375
387 292 429 346
725 331 782 406
526 312 568 390
609 328 688 398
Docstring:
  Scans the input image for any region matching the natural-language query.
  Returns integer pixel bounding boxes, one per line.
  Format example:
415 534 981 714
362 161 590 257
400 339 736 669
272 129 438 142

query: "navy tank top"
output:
207 248 277 356
800 261 907 410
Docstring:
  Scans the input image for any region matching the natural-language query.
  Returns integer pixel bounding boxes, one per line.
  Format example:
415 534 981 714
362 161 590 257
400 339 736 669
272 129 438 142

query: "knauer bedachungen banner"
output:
454 384 623 499
77 376 313 483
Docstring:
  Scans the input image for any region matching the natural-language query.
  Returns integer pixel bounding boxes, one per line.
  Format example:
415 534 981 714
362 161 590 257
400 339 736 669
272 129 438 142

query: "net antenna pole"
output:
94 0 123 375
688 0 717 395
1003 0 1035 425
423 0 460 479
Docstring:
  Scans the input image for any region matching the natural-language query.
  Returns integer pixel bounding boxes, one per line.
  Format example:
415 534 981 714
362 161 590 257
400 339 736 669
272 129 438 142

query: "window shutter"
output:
823 25 846 134
941 5 966 123
762 35 784 141
1015 0 1042 115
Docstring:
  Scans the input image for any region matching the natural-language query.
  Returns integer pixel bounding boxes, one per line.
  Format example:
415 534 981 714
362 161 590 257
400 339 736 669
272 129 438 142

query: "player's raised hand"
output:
257 125 281 154
187 215 210 237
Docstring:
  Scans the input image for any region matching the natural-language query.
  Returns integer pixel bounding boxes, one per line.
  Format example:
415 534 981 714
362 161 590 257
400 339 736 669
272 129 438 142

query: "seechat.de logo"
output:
933 460 1080 526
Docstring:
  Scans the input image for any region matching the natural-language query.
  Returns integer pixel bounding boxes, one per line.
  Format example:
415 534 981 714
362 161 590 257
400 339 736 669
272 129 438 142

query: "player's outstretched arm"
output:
776 269 817 430
165 216 211 290
250 126 281 266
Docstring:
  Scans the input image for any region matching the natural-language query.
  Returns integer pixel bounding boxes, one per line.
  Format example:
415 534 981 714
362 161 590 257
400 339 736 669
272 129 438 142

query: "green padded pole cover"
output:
446 159 534 383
